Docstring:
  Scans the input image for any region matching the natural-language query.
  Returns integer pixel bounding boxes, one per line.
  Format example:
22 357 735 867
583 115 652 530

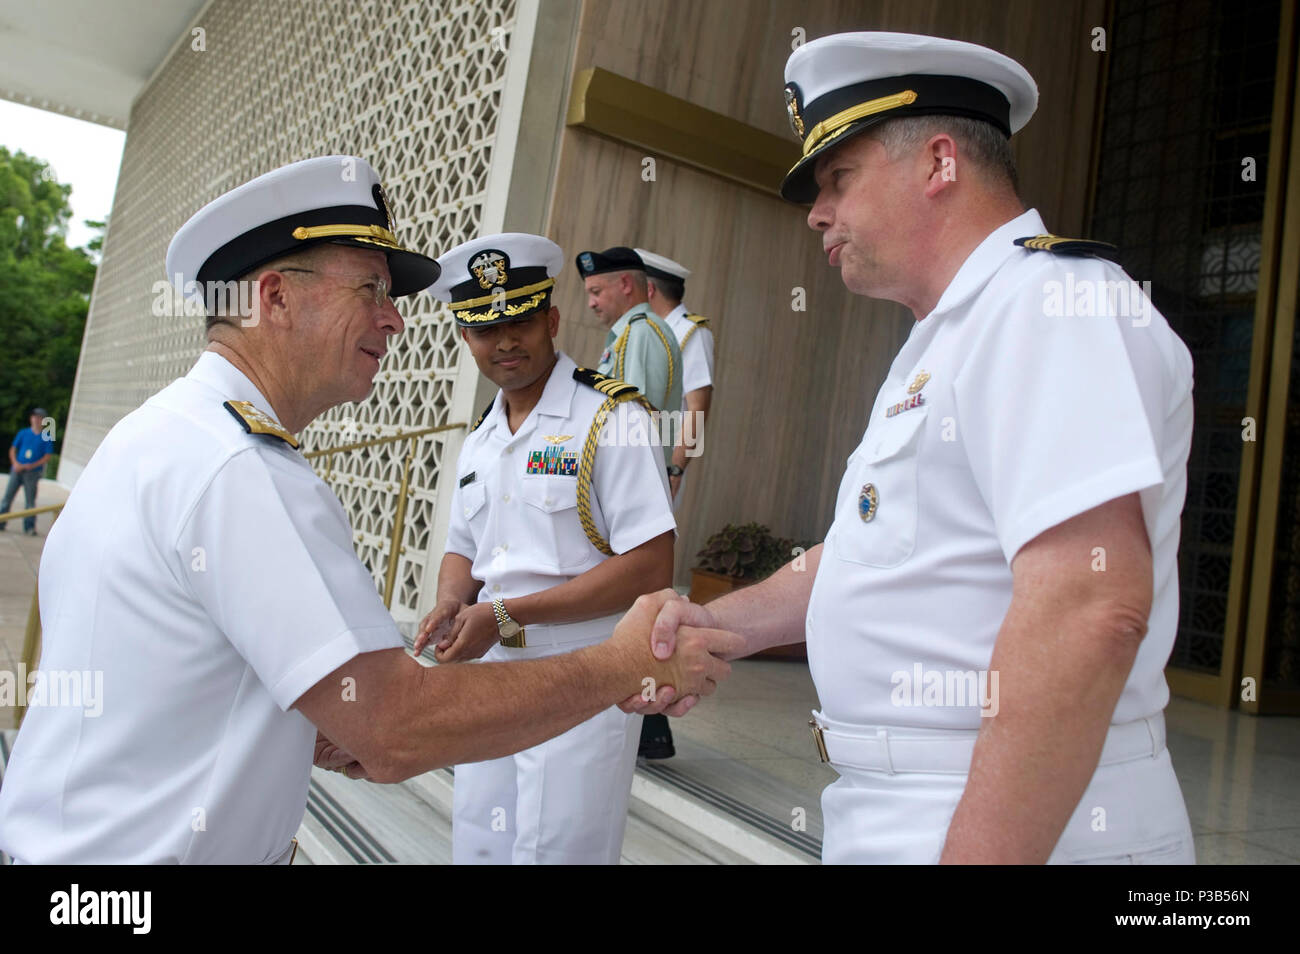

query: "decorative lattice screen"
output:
63 0 518 617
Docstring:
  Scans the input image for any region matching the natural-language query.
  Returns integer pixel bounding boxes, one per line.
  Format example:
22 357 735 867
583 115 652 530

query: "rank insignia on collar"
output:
858 483 879 522
544 435 573 444
526 446 578 476
908 370 931 394
223 400 299 448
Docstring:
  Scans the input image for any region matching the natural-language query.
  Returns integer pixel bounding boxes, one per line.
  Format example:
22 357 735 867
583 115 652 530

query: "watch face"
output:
499 618 521 637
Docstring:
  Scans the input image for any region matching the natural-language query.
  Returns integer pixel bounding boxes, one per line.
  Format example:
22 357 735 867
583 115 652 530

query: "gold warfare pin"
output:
908 370 931 394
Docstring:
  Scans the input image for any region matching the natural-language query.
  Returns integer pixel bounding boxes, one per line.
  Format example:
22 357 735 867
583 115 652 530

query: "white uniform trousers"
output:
816 713 1195 864
452 633 643 864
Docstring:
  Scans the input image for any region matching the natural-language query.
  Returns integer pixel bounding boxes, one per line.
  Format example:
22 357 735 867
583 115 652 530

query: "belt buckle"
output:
500 629 526 648
809 719 829 763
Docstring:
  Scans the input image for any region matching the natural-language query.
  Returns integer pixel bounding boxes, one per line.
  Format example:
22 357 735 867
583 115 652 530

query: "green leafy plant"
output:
695 522 810 582
0 147 98 445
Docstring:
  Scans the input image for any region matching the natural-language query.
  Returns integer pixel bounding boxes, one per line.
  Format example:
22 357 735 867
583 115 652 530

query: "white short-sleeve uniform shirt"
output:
0 351 401 863
806 209 1194 729
445 351 675 641
663 304 715 407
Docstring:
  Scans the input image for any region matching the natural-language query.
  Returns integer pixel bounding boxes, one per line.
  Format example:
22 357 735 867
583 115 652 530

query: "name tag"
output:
459 472 476 487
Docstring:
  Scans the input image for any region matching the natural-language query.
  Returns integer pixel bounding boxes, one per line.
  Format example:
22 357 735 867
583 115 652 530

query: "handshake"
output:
413 589 743 715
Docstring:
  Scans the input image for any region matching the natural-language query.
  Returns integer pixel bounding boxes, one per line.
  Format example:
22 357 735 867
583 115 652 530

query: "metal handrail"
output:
0 503 65 522
301 422 465 460
1 502 64 727
304 422 467 607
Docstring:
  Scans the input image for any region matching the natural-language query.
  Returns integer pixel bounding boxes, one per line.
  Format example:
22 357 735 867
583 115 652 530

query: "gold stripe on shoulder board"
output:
223 400 299 448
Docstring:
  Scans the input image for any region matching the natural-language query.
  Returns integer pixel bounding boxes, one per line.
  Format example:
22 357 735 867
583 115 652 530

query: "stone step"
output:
295 762 815 865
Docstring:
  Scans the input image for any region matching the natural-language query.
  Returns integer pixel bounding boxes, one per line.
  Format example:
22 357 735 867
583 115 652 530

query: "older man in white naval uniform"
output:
631 32 1197 865
416 233 677 864
0 158 736 864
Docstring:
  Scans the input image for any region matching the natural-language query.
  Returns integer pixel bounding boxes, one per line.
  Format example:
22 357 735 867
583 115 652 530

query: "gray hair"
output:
206 246 327 336
868 115 1019 195
608 268 648 295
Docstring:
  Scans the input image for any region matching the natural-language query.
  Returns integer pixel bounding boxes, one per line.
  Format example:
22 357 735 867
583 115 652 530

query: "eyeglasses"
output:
279 267 393 308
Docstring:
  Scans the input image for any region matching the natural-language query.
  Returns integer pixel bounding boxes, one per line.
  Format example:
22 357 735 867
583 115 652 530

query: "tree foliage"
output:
0 146 99 452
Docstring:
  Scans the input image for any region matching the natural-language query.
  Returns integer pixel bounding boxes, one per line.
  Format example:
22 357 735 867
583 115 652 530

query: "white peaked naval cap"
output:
780 32 1039 201
634 249 691 284
166 155 439 300
430 232 564 327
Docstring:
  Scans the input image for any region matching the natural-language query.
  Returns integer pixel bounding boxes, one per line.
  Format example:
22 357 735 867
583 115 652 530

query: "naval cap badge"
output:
470 249 509 290
784 83 806 140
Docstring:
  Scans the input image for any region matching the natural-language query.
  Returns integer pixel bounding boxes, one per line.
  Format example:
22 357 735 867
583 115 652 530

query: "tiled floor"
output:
671 658 1300 864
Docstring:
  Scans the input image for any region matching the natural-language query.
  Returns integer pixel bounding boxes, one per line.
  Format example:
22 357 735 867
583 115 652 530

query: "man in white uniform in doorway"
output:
638 249 715 507
0 158 735 864
629 32 1197 864
416 233 678 864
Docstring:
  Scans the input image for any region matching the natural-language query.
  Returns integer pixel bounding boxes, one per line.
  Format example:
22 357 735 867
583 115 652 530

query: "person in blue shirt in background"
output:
1 408 56 536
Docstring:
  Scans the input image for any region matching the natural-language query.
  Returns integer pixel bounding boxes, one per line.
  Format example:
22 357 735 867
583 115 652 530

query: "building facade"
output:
58 0 1300 713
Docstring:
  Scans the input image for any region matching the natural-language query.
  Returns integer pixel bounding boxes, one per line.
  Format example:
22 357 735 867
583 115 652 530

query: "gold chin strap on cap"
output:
450 278 556 323
576 388 653 555
800 89 918 157
291 223 402 248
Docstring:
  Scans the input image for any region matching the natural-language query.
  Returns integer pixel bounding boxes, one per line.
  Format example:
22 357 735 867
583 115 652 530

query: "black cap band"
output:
797 73 1012 149
195 204 389 287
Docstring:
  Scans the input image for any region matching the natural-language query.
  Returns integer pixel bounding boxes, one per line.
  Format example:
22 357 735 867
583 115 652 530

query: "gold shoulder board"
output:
572 366 642 401
1014 234 1120 260
223 400 299 448
471 398 495 432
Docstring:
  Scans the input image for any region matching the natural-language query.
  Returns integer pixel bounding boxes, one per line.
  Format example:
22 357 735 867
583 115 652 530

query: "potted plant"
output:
690 522 812 660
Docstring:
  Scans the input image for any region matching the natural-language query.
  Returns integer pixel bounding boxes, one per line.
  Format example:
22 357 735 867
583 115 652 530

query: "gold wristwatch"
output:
493 598 525 647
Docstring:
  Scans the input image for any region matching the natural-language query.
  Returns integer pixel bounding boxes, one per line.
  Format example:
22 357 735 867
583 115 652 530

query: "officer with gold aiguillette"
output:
417 232 680 864
578 246 683 467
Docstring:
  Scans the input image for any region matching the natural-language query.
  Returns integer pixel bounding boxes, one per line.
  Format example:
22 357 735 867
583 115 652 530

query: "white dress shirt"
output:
0 351 401 863
446 351 675 642
806 208 1194 729
663 303 715 406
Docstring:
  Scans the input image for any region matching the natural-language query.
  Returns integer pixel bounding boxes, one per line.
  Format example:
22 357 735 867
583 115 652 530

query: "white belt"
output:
504 613 620 650
809 710 1166 775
